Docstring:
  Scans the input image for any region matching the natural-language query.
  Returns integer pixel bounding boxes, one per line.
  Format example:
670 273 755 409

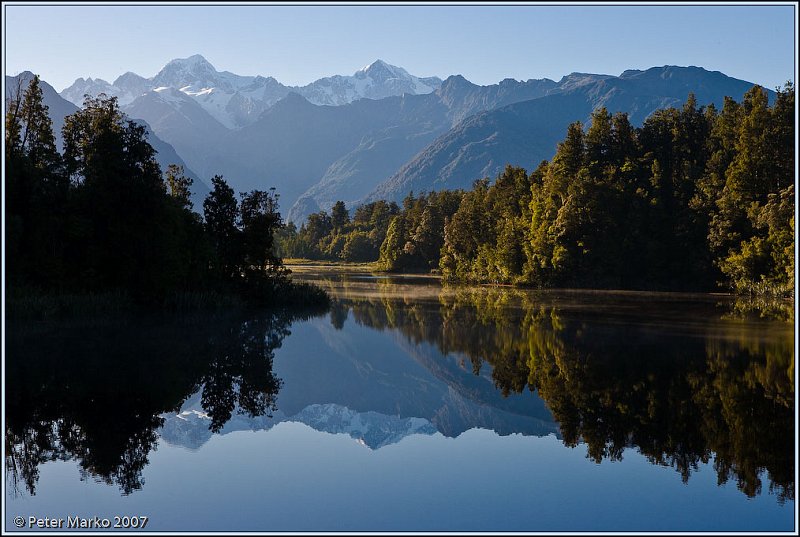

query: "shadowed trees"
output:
6 75 68 289
6 78 327 309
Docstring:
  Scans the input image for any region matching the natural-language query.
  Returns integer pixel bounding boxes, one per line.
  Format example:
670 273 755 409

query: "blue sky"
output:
4 3 796 92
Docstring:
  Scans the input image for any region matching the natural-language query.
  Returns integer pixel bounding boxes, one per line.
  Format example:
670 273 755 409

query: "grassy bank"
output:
285 259 384 271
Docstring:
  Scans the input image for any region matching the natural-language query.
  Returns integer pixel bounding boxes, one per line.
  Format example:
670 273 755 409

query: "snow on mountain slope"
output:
159 398 437 451
61 55 442 129
298 59 442 106
61 77 136 106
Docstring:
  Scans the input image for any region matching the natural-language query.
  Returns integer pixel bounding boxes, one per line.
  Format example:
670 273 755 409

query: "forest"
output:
5 76 328 313
280 84 795 296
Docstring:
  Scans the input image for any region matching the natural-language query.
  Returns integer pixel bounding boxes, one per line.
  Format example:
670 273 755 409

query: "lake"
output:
5 269 795 532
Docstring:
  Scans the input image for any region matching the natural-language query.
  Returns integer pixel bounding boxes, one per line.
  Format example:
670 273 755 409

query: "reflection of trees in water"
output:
6 307 322 496
328 301 349 330
343 286 794 502
722 295 794 324
200 317 291 432
527 318 794 502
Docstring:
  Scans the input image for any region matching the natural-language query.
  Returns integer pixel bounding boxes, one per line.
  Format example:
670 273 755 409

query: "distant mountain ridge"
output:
201 72 562 223
61 55 443 129
364 65 774 205
66 56 561 222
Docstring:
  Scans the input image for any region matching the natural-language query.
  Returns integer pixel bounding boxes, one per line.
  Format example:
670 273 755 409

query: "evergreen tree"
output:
58 94 205 299
330 200 350 231
19 76 60 173
203 175 241 279
340 231 374 262
706 85 794 294
239 188 285 276
165 164 193 210
379 216 407 271
5 75 67 288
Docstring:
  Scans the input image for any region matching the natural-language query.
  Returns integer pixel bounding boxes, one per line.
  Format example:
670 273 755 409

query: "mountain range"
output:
61 55 442 129
12 56 773 223
366 65 767 205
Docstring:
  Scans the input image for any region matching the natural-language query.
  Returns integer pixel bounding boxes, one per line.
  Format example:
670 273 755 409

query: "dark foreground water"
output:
5 270 796 532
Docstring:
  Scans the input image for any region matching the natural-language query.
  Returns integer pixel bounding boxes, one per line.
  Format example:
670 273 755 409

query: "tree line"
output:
6 76 327 309
282 84 794 295
275 199 402 262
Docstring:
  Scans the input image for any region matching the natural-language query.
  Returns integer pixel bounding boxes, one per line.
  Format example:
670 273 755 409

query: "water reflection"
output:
5 273 794 507
5 308 319 497
299 272 794 502
722 295 795 323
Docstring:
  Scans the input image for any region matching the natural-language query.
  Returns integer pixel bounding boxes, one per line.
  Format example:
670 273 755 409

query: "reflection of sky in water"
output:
6 423 792 532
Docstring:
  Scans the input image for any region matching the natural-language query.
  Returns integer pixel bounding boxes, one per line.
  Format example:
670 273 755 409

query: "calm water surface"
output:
5 270 795 532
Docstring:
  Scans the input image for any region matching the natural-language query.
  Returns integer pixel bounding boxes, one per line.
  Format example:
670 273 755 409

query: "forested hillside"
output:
281 85 794 296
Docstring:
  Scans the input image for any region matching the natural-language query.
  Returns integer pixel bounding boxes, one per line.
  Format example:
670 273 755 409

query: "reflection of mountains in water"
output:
160 397 438 451
161 397 555 451
160 316 560 451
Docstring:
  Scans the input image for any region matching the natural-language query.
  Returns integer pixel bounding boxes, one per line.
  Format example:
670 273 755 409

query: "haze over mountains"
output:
14 55 773 223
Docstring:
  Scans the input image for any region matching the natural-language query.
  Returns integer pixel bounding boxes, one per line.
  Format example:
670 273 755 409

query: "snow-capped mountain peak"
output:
297 59 441 106
162 54 216 72
61 56 444 129
152 54 230 91
356 59 407 80
358 59 386 72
